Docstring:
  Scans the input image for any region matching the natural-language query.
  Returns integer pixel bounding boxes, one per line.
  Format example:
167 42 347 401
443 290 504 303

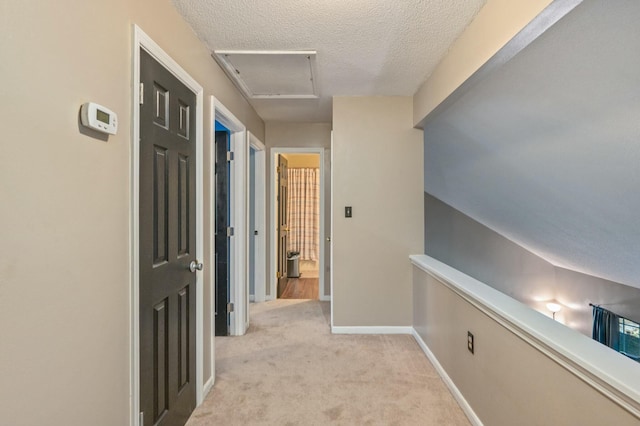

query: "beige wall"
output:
266 123 331 150
413 267 639 425
0 1 263 425
413 0 552 125
282 153 321 168
332 97 423 326
265 122 332 297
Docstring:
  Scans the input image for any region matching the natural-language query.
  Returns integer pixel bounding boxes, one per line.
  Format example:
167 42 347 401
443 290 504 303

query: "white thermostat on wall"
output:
80 102 118 135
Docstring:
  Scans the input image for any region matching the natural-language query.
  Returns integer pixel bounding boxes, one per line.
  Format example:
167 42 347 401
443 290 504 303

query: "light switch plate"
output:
345 206 352 218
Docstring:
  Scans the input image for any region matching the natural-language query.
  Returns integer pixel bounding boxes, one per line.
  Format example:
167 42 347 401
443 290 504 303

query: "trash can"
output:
287 251 300 278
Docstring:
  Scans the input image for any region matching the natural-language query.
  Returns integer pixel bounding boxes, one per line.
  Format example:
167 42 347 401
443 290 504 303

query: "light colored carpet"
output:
186 299 470 425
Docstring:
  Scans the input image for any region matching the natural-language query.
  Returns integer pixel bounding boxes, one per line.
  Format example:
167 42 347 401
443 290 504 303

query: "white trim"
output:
248 133 266 304
248 134 266 151
131 25 205 426
411 329 483 426
215 49 318 56
411 254 640 419
212 50 319 100
249 295 256 302
320 295 331 302
329 130 334 329
206 99 216 388
269 148 327 302
212 97 248 336
331 326 413 335
249 94 319 100
202 376 215 400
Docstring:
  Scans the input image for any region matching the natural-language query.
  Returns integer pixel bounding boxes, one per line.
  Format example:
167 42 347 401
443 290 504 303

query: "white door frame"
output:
248 133 267 304
330 131 334 328
131 25 205 426
211 97 248 336
269 147 327 301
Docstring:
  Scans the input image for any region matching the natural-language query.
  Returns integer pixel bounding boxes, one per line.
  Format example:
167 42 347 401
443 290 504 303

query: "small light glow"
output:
547 302 562 313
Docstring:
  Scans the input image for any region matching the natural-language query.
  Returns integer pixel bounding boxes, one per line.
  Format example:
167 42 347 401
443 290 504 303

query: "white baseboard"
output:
202 375 214 400
249 295 255 302
411 329 482 426
331 326 413 335
320 295 331 302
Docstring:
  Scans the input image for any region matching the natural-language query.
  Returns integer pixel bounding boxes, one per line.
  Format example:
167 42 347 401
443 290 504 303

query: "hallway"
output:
185 300 469 425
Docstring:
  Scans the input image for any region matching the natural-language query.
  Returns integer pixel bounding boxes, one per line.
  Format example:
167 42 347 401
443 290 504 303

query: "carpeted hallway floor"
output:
186 299 470 425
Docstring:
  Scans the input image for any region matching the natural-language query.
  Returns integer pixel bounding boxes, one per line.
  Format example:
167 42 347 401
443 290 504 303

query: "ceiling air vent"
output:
213 50 318 99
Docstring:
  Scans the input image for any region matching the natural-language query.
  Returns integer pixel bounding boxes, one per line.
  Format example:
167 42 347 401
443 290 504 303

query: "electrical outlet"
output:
467 331 474 354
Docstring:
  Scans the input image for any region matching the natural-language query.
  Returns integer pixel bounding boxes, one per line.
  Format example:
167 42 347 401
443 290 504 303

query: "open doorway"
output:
271 149 325 301
214 121 231 336
210 97 247 337
248 133 266 305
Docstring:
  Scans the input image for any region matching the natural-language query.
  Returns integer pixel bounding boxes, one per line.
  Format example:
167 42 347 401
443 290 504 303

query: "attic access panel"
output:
213 50 318 99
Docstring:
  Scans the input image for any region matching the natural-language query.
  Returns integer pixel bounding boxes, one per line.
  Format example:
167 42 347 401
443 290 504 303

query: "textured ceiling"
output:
172 0 485 122
423 0 640 289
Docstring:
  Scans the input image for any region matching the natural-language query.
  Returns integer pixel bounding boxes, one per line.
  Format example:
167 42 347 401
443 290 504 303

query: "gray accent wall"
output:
425 193 640 336
422 0 640 289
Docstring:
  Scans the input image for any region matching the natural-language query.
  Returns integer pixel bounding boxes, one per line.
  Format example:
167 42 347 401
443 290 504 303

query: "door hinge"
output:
227 302 234 313
227 151 234 162
276 271 282 279
277 166 281 173
227 227 234 237
139 411 144 426
139 82 144 105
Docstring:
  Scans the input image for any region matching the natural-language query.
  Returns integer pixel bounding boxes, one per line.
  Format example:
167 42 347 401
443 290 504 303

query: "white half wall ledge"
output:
410 254 640 418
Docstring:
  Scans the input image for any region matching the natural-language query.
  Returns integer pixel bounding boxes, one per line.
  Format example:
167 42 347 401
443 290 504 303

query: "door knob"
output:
189 260 204 272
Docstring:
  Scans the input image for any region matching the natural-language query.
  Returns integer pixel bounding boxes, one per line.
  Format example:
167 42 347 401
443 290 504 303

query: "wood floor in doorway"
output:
280 278 319 300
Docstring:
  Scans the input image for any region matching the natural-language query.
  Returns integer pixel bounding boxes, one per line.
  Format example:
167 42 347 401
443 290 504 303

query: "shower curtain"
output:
287 168 320 261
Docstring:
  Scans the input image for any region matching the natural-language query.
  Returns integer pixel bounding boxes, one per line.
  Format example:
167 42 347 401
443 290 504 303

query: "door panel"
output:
277 155 289 297
177 285 189 389
140 49 197 426
177 155 190 256
153 299 169 419
214 130 230 336
153 147 169 264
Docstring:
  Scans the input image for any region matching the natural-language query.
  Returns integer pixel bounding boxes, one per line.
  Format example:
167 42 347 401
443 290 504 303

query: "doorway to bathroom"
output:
271 150 324 300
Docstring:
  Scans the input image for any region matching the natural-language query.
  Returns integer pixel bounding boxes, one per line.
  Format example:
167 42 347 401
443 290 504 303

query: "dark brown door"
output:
139 49 197 426
277 155 289 297
214 130 229 336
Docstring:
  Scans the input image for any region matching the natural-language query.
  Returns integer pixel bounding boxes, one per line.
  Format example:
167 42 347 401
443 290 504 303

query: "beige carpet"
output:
186 299 470 426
